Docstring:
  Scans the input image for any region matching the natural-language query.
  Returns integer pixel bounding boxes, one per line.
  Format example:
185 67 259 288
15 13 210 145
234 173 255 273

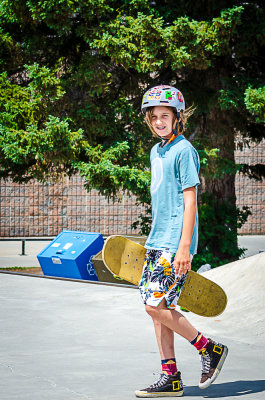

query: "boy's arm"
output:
174 186 197 275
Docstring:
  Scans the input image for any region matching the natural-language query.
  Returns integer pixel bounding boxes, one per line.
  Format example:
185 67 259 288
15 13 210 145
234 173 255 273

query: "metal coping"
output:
0 269 137 289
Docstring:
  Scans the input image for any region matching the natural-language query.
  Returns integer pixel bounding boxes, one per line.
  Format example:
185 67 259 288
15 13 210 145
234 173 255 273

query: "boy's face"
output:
151 106 175 139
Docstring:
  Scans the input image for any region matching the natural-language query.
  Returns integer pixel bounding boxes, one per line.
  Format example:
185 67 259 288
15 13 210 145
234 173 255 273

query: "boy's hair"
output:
145 106 194 139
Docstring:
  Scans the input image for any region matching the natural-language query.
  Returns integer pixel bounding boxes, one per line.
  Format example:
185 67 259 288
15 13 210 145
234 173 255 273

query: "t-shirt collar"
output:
158 134 185 152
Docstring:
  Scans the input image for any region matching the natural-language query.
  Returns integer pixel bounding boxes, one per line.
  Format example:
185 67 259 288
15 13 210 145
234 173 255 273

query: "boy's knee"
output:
145 304 157 317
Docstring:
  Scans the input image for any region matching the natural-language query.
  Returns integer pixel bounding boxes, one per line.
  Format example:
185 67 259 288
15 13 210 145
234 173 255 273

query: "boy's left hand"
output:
174 246 191 276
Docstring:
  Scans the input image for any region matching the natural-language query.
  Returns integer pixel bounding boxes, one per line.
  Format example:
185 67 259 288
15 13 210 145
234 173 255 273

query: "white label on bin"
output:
71 251 76 254
51 243 60 248
87 256 96 276
63 242 73 250
52 257 62 264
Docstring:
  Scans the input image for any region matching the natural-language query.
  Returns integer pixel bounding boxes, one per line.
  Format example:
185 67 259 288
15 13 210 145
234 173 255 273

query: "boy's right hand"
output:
174 246 191 276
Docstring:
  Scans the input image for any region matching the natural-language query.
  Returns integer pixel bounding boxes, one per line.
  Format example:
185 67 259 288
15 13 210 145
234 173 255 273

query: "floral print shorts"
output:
138 249 192 309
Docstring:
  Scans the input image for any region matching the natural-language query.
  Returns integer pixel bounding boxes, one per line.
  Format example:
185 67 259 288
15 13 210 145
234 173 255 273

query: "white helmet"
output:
141 85 185 114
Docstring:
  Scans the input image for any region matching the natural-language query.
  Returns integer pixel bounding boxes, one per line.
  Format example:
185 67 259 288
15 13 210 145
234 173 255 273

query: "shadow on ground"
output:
184 380 265 398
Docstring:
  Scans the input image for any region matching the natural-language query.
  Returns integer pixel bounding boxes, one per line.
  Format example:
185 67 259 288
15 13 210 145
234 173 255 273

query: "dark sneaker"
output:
199 338 228 389
135 371 183 397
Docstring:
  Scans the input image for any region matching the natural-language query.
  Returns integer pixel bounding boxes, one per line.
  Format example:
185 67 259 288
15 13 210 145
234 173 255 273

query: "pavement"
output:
0 237 265 399
238 236 265 258
0 239 51 268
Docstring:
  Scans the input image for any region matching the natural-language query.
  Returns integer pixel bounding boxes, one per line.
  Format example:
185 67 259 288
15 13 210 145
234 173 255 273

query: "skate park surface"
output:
0 239 265 399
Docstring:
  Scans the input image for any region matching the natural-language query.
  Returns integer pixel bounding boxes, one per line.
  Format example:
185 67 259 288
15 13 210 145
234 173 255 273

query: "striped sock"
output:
161 358 177 375
190 332 209 351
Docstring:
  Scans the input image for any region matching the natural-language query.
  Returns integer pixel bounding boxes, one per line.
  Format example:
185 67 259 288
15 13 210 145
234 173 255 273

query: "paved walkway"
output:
0 252 265 399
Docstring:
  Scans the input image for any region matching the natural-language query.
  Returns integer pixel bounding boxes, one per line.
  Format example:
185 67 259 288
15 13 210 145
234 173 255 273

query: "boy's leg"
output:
146 299 198 342
152 318 175 360
135 318 183 397
146 300 228 390
153 319 178 375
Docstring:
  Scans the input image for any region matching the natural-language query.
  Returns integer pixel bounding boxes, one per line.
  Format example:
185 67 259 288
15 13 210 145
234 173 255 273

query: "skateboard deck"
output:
102 235 146 285
102 235 227 317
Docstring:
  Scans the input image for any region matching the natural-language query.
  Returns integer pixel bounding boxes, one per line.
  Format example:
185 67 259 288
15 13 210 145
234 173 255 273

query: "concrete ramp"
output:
188 253 265 344
1 253 265 399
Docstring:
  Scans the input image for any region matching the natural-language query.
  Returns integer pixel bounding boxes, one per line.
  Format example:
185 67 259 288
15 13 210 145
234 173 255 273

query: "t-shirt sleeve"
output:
177 146 200 190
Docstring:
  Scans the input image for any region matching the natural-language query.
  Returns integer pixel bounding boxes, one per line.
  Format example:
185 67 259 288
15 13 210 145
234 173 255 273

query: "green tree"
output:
0 65 83 181
0 1 264 265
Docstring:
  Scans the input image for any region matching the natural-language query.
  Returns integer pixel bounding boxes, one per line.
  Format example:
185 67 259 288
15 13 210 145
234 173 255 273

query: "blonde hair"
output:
145 106 195 138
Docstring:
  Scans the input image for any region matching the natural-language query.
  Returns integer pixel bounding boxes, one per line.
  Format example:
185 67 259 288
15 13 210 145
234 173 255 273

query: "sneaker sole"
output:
135 390 184 398
199 345 228 389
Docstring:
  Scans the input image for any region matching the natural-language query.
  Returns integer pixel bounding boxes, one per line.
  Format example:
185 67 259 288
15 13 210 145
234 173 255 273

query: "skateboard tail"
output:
177 271 227 317
102 235 146 285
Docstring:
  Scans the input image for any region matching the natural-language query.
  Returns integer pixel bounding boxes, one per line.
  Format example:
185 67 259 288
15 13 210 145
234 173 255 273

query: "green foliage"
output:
0 116 83 182
75 141 151 203
0 72 36 129
92 13 166 73
0 66 83 182
0 63 64 129
93 7 244 72
26 62 65 102
244 86 265 123
191 193 251 269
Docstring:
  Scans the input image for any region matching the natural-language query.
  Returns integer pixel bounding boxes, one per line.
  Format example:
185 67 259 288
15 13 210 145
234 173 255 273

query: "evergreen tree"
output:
0 1 264 265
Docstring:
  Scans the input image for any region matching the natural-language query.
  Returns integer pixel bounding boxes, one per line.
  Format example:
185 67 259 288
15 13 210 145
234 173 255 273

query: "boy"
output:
135 85 228 397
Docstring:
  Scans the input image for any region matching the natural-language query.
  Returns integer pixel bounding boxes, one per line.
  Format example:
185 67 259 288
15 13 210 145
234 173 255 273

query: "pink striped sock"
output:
191 332 209 351
161 358 177 375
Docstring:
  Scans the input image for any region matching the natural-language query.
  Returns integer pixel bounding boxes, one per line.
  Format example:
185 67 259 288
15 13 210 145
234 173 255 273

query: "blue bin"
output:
37 230 104 280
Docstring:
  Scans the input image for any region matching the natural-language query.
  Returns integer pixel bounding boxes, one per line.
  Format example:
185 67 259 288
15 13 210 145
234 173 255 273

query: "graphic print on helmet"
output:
141 85 185 114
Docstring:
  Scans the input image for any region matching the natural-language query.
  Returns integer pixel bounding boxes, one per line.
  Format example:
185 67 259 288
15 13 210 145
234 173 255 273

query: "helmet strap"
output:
160 138 169 148
159 133 177 148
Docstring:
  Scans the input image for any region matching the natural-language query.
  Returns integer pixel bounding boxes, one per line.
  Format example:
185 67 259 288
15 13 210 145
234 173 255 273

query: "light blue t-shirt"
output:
145 135 200 254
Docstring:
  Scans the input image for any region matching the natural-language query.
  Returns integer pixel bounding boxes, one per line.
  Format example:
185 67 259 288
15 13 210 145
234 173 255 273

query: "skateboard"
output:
102 235 227 317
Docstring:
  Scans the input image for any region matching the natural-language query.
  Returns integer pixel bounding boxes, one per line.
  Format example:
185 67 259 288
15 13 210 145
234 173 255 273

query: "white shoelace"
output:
149 374 169 389
201 350 211 374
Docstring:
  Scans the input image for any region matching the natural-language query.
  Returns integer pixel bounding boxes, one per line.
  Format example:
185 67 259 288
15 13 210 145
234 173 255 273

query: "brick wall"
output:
0 140 264 237
0 175 145 237
235 139 265 234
